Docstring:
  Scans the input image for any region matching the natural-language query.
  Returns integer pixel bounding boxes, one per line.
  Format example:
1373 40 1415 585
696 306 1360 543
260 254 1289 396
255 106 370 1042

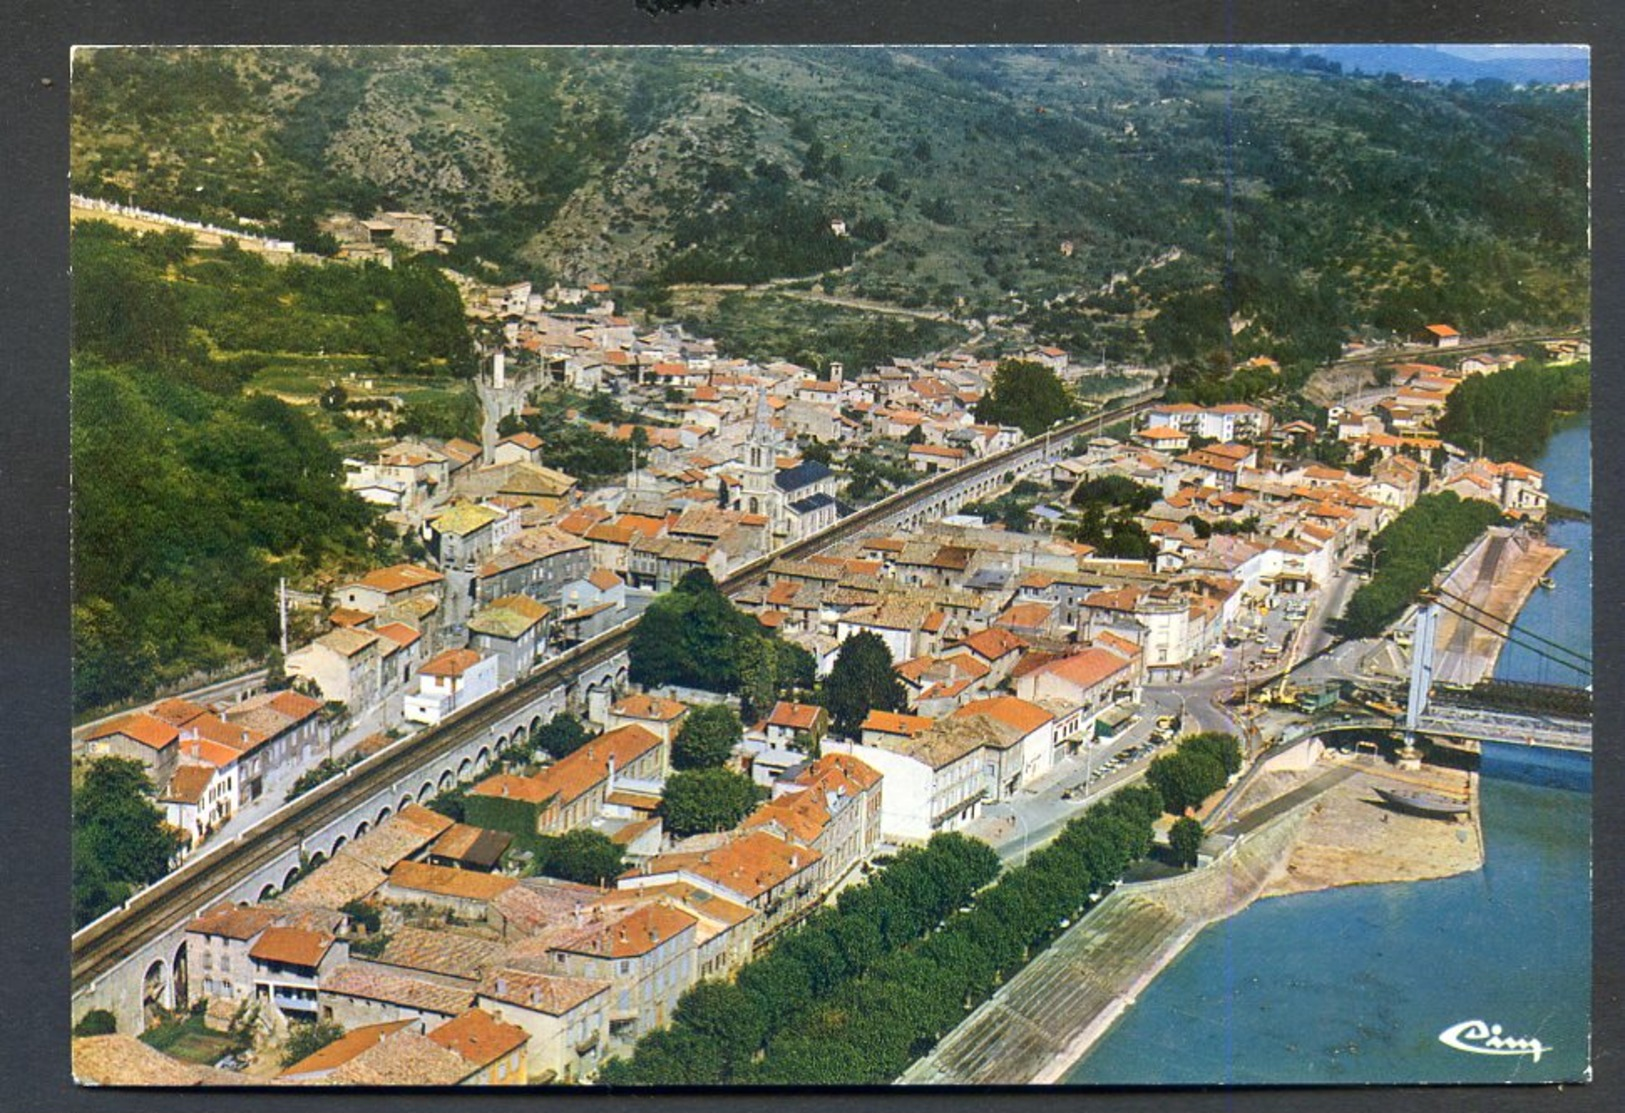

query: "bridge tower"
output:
1400 601 1440 769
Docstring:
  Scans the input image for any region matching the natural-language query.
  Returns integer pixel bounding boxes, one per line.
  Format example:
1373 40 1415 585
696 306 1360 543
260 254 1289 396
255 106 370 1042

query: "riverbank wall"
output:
900 799 1313 1085
1434 526 1566 687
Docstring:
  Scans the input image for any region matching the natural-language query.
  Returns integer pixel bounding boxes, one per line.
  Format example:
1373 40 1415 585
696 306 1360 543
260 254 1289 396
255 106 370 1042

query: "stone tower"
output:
740 387 781 532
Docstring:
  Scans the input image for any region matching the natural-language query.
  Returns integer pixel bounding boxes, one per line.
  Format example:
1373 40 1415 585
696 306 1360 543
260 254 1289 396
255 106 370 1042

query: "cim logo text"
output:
1438 1019 1551 1063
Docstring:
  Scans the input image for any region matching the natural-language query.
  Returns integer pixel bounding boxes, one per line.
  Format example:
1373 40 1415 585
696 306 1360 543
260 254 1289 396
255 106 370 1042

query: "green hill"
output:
69 219 473 714
72 46 1588 374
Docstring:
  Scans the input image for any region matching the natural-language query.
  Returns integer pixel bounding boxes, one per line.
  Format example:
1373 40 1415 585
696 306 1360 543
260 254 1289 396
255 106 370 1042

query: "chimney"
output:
495 976 507 997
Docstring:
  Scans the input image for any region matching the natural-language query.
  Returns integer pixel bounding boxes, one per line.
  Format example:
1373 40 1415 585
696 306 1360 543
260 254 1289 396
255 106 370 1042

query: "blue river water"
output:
1066 413 1592 1085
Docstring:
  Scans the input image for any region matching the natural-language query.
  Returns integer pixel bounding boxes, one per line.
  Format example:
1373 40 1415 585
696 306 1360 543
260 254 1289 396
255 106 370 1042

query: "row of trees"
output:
629 570 815 722
1145 732 1244 816
601 785 1164 1084
1339 492 1506 638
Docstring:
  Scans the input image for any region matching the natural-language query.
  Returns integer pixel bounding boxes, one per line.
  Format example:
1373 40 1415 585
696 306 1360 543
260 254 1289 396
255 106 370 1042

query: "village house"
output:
288 628 383 716
604 694 689 748
217 689 330 803
405 648 502 726
81 712 180 792
467 595 553 682
425 502 510 571
476 526 594 611
475 968 610 1083
620 830 824 943
468 724 668 836
249 925 350 1027
511 902 699 1051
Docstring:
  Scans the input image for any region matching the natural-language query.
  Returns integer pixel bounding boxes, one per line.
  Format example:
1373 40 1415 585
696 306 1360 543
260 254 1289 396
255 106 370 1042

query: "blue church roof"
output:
775 460 834 493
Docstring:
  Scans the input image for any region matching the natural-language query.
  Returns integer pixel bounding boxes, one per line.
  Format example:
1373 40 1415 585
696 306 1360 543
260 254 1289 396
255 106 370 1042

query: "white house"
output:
405 649 502 725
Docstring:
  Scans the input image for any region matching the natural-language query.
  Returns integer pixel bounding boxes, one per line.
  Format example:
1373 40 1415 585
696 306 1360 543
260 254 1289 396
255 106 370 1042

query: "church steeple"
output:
741 385 780 526
747 386 777 473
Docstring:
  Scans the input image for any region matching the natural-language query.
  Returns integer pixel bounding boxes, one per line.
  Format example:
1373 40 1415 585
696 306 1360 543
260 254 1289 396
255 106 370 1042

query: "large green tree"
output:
975 359 1080 437
658 768 766 837
72 758 185 928
536 829 625 886
672 704 743 771
823 632 908 738
534 712 590 761
1169 817 1205 867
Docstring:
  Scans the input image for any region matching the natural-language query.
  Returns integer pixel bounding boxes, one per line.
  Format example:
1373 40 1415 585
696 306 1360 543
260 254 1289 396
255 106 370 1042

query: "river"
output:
1064 412 1592 1085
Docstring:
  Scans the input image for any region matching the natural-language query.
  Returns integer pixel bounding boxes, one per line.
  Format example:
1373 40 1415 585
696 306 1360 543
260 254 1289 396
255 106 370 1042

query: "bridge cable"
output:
1433 585 1592 669
1429 598 1591 679
1429 589 1593 673
1430 597 1590 675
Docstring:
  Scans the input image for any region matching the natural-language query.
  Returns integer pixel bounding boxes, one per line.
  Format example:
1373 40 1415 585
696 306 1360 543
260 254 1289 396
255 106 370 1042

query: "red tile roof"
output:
387 861 517 903
426 1008 529 1068
281 1020 415 1078
87 713 178 751
162 764 216 805
420 648 485 678
1038 648 1133 692
248 926 335 968
188 903 280 941
861 710 935 737
766 701 824 732
953 695 1054 735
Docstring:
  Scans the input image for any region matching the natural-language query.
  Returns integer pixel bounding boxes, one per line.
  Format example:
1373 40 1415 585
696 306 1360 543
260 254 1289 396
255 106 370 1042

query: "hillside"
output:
72 46 1588 374
70 220 474 714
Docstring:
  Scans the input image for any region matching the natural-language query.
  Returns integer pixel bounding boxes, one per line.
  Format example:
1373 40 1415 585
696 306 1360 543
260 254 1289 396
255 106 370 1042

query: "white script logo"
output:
1438 1019 1551 1063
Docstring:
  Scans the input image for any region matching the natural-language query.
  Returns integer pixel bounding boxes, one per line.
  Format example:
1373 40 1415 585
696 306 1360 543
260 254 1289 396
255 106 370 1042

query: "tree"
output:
281 1020 346 1067
1145 750 1227 815
74 1009 118 1037
534 713 590 761
673 704 743 770
1169 817 1205 867
659 768 766 837
975 359 1080 437
264 646 288 691
72 758 184 927
736 637 778 724
823 632 907 738
340 899 381 935
425 784 468 822
1180 732 1243 777
539 829 625 886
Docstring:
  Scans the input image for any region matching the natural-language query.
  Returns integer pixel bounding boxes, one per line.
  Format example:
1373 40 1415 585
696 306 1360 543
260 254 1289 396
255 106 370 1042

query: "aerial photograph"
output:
67 44 1590 1087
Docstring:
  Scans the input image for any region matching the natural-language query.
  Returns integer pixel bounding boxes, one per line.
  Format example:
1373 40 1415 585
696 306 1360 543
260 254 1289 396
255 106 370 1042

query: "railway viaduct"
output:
72 392 1159 1032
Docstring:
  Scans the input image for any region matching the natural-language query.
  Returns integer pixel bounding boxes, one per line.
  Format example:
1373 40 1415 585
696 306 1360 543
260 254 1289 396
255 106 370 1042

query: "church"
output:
734 389 840 545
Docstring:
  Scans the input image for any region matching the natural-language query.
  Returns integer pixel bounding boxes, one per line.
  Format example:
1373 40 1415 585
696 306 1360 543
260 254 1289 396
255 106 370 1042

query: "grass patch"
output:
138 1009 237 1065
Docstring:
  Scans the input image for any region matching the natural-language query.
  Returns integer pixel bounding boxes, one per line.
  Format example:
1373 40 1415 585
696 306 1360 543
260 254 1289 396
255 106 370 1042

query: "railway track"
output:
72 391 1161 993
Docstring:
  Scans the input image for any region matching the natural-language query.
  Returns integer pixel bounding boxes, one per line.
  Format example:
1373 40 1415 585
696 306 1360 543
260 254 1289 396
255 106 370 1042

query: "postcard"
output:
67 44 1591 1087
